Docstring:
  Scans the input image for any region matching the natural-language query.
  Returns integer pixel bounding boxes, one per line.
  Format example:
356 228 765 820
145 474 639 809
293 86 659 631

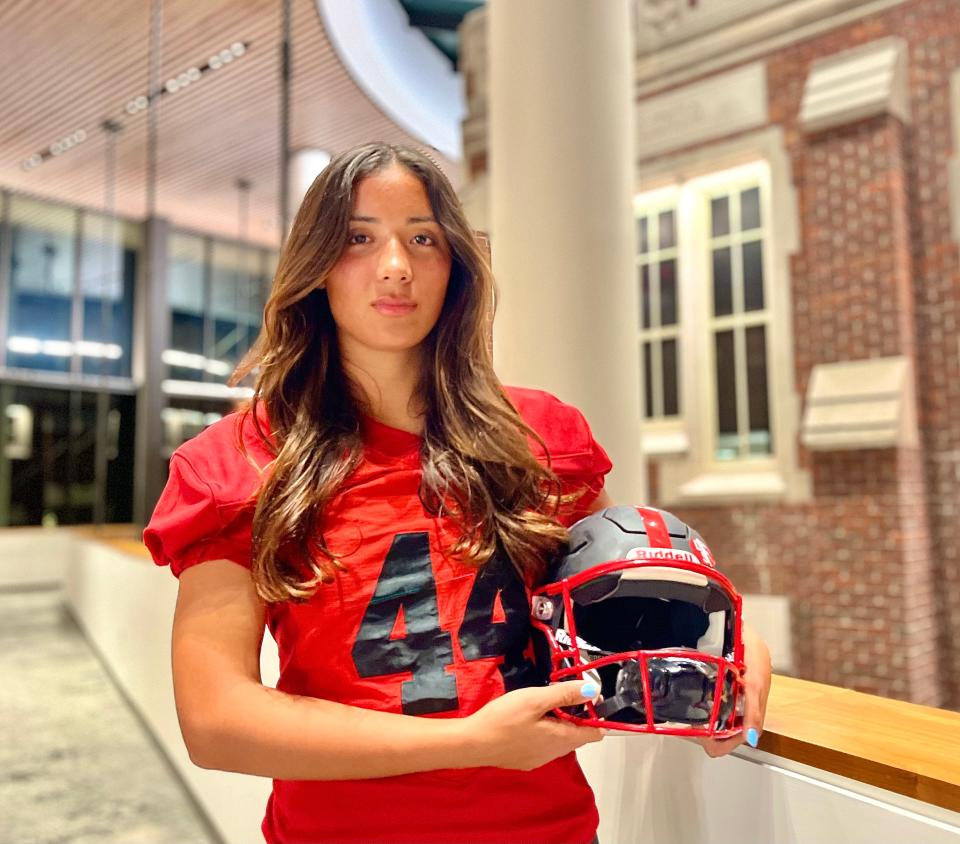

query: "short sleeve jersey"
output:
144 386 612 844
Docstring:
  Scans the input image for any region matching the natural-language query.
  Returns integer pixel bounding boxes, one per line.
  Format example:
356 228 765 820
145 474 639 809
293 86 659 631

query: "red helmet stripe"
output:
637 506 672 549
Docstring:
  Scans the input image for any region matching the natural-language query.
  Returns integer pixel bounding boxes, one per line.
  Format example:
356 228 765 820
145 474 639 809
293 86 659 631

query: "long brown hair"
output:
232 142 569 603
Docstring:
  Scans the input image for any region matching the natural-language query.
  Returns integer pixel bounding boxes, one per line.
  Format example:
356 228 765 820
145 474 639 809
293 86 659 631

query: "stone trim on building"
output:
799 37 910 134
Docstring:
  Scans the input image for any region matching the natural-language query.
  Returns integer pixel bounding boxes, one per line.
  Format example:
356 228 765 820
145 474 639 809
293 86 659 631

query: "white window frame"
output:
699 169 772 463
635 189 682 421
949 68 960 246
636 126 810 505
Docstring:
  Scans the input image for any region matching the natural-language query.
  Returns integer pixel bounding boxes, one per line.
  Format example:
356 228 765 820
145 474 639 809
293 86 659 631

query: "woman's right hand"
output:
462 681 604 771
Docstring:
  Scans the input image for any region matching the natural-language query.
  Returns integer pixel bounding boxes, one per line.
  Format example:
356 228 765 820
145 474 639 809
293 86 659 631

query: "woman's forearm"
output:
187 681 476 780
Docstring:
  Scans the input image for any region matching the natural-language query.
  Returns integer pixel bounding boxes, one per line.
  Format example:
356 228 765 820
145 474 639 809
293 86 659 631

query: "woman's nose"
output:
378 237 412 283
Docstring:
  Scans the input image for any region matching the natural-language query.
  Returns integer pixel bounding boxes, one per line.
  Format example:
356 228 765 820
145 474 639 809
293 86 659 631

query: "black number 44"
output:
351 532 538 715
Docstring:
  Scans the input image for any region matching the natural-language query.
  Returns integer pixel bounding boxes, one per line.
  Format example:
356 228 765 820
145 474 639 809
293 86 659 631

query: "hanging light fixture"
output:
21 40 251 171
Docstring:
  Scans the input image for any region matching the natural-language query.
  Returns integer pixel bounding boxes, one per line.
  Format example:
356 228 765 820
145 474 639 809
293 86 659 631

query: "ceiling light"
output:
22 40 250 171
75 341 124 359
162 380 253 400
161 349 232 376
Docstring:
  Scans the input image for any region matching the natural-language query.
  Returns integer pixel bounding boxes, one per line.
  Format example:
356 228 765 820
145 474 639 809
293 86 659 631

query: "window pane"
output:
168 234 205 315
711 196 730 237
742 240 764 312
104 393 136 523
2 384 136 526
662 338 679 416
658 210 675 250
637 216 649 254
639 264 651 329
80 215 138 377
167 234 207 381
746 326 772 455
741 187 761 231
7 197 76 372
659 258 677 326
643 341 654 419
715 331 738 458
712 247 732 317
211 243 262 372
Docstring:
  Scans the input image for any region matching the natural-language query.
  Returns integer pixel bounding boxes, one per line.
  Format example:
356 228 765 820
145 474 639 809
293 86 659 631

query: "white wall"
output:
578 736 960 843
0 527 71 588
63 538 278 844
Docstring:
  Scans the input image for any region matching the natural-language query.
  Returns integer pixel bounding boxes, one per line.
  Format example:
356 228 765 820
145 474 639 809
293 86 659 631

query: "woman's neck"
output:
341 344 427 435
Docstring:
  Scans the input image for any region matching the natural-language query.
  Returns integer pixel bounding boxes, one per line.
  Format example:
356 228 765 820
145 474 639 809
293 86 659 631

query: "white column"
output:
288 148 331 222
488 0 643 503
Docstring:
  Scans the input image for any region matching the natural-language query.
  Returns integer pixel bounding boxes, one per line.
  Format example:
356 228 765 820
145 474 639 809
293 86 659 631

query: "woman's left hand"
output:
695 623 772 758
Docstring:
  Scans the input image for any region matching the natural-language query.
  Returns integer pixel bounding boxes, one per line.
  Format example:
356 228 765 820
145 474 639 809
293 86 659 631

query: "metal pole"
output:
93 120 122 526
133 0 167 526
279 0 292 245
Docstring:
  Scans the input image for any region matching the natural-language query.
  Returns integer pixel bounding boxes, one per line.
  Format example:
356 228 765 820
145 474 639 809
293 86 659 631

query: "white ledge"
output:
641 428 690 457
801 356 916 450
678 469 787 502
800 36 909 133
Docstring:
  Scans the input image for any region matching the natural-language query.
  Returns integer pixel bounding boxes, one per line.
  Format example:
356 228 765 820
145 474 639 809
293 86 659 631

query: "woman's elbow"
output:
176 706 230 770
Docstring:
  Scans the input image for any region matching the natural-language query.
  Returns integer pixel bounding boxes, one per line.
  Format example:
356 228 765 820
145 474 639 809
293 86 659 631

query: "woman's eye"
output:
348 232 370 245
413 233 434 246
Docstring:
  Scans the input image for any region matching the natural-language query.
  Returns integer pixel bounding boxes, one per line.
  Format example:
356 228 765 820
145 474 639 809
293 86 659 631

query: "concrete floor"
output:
0 587 219 844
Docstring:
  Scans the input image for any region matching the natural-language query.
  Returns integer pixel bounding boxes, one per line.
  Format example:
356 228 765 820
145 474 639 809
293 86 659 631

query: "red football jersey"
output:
144 386 612 844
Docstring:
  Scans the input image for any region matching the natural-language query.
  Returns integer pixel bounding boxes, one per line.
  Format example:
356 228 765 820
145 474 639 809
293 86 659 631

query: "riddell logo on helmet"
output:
625 546 712 567
625 547 694 563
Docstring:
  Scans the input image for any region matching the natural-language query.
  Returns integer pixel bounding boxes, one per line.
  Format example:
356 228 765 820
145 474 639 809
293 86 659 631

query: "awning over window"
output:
800 36 909 134
801 356 916 451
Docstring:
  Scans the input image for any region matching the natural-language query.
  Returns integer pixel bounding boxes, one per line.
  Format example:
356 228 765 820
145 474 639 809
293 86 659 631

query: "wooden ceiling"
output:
0 0 461 246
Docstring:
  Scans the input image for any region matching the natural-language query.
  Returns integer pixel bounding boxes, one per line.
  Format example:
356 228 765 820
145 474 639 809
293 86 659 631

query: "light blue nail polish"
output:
746 728 759 747
581 682 599 699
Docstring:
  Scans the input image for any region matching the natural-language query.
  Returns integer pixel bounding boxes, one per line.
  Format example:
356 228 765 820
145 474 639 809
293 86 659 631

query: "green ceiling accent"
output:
398 0 485 69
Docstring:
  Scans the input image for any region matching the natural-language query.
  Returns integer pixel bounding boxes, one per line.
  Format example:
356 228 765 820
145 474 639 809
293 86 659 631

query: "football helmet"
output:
531 505 744 737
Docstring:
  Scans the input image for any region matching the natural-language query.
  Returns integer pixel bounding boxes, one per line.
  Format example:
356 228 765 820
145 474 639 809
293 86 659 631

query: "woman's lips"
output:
372 299 417 316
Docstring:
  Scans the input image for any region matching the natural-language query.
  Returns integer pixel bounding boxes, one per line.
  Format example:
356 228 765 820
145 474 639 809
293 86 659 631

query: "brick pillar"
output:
792 113 940 706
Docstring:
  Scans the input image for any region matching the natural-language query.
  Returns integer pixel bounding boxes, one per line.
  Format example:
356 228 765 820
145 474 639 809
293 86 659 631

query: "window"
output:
706 183 771 460
165 231 274 386
6 197 76 373
79 213 138 378
0 383 135 527
636 201 680 420
634 136 808 504
4 195 138 378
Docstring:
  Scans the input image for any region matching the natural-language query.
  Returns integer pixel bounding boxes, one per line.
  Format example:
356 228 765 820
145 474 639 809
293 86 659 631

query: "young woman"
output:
144 143 771 844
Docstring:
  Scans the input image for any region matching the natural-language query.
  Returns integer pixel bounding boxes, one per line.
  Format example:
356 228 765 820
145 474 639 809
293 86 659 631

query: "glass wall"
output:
0 383 135 526
6 197 77 373
0 191 274 526
166 230 274 386
5 195 139 377
80 212 138 378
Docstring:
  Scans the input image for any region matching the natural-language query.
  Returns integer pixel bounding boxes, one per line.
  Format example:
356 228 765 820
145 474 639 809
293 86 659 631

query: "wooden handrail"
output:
762 674 960 812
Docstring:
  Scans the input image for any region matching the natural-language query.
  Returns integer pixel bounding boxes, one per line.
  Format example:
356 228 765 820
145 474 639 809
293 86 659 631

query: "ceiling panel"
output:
0 0 461 246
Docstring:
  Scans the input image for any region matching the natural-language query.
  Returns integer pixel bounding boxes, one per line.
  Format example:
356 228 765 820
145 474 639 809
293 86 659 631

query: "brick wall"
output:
668 0 958 707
